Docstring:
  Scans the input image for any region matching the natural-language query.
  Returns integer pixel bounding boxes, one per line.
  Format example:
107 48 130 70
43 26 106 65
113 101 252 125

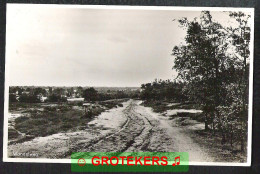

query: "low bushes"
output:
14 108 89 138
118 103 123 107
11 100 127 140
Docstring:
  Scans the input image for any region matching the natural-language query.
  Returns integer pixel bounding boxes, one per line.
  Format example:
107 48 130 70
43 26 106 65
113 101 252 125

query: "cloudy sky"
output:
6 4 249 87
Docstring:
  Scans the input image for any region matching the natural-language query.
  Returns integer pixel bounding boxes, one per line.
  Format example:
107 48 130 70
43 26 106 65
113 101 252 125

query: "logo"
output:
78 158 86 167
71 152 189 172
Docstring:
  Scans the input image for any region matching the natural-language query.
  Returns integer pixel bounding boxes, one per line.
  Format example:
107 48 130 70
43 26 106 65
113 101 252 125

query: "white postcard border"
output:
3 4 254 166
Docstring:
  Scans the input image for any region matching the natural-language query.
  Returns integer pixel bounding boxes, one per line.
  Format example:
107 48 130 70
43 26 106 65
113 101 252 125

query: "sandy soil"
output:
8 100 214 162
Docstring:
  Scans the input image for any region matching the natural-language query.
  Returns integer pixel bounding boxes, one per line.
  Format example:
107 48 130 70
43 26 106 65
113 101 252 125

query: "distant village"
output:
9 86 140 103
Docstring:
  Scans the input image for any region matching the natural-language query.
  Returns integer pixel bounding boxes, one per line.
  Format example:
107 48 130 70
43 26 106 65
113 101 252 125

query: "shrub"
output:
77 102 83 106
19 94 40 103
15 116 29 122
61 124 73 129
8 128 20 139
58 105 71 112
44 106 57 112
9 94 17 102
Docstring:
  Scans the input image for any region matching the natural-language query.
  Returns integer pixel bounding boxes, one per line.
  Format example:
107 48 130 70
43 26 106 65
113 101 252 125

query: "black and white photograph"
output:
3 4 254 166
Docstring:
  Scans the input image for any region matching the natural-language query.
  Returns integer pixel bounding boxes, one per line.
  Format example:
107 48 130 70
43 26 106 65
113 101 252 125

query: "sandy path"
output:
134 103 214 162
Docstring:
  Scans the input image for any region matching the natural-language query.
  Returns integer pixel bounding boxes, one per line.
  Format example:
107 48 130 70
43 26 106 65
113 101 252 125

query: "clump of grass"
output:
99 99 127 109
118 103 123 107
15 116 29 122
57 105 72 112
142 100 203 114
9 103 41 111
8 128 20 139
169 103 202 110
44 106 57 112
84 106 105 118
22 109 38 114
102 102 117 109
77 102 83 106
142 101 168 113
190 113 205 122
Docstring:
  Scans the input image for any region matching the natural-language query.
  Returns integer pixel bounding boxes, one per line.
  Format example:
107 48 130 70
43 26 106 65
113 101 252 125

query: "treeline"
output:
82 87 139 102
9 86 139 103
9 87 69 103
140 79 187 102
141 11 251 152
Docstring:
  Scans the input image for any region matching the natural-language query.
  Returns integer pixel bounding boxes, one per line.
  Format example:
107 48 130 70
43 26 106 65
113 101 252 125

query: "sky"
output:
6 5 251 87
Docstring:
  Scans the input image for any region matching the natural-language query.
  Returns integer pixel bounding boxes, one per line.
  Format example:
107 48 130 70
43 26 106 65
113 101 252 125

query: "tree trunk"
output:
214 56 226 144
212 115 215 135
205 113 209 131
241 121 245 152
230 123 233 150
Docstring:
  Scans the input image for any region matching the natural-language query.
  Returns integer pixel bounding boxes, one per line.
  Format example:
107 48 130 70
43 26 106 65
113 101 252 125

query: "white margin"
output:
3 4 254 166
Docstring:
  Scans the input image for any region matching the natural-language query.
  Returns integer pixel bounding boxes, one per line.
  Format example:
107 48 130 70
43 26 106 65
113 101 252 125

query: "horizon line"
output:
9 85 141 88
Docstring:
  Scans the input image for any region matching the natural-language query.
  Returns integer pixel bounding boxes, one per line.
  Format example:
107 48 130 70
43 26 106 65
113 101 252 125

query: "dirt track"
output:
8 99 213 162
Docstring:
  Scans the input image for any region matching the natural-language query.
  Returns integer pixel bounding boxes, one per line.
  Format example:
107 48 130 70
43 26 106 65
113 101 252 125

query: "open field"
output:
8 99 128 144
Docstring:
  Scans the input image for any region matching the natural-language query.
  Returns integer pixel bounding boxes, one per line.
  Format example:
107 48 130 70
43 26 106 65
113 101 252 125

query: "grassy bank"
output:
190 129 247 162
142 100 202 111
142 100 203 120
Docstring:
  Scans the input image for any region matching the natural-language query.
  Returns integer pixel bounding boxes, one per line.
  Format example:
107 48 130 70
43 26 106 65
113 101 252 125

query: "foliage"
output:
14 108 90 138
19 94 41 103
82 87 98 102
141 11 251 152
171 11 250 151
9 94 17 102
140 79 187 102
47 94 67 103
